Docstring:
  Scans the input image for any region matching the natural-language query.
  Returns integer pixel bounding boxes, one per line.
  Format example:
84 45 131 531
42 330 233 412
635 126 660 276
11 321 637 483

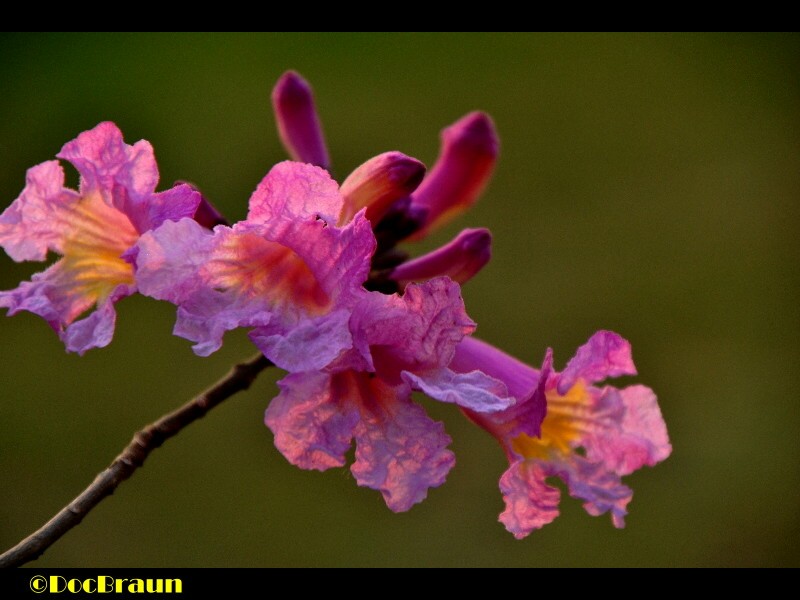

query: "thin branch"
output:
0 352 272 568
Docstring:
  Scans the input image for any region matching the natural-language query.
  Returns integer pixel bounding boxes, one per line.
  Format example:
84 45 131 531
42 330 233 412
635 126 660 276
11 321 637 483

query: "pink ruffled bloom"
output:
266 277 514 511
135 161 375 365
451 331 671 538
0 122 201 354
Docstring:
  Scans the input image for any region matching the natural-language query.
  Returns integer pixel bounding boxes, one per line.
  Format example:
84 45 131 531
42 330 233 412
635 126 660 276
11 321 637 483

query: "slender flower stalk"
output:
0 353 272 568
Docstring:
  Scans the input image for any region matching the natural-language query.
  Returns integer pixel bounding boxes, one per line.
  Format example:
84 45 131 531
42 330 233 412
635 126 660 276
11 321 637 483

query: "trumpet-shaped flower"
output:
451 331 671 538
0 122 201 354
135 161 376 366
265 277 514 512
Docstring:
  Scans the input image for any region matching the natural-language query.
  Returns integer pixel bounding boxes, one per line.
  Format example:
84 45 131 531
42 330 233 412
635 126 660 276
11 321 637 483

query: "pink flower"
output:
0 122 201 354
135 161 376 366
451 331 672 538
265 277 514 512
135 160 512 510
272 71 498 291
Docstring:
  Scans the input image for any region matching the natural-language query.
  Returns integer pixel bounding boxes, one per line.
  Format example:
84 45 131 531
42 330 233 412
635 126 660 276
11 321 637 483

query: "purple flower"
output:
451 331 671 538
135 161 376 365
271 71 499 290
0 122 201 354
265 277 514 512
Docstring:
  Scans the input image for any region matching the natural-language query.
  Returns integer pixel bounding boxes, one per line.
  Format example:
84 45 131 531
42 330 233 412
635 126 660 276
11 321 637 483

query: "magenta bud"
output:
193 197 228 229
410 112 499 239
389 227 492 289
272 71 330 169
175 181 228 229
339 152 426 225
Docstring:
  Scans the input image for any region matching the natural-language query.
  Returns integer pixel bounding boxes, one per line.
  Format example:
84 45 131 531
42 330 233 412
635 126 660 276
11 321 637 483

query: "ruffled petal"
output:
350 375 455 512
1 123 196 353
265 372 360 471
557 330 637 395
552 456 633 528
249 309 353 372
0 261 86 329
61 289 128 355
401 367 514 413
57 121 158 204
173 297 273 357
0 257 133 336
134 218 215 304
582 384 672 476
0 161 79 261
130 184 202 234
247 161 343 225
136 219 275 356
498 461 561 539
351 278 475 376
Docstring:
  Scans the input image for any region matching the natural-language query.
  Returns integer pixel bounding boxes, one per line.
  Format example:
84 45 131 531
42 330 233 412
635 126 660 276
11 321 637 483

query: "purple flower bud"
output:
410 111 499 239
272 71 330 169
339 152 425 225
389 228 491 289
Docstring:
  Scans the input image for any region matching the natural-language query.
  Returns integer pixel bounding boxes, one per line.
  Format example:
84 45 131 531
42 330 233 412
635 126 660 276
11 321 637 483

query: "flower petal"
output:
249 309 353 372
0 161 80 261
498 461 561 539
130 183 202 234
557 330 637 395
0 257 133 337
351 278 475 376
177 306 271 357
57 121 158 205
552 456 633 528
265 372 360 471
351 376 455 512
582 385 672 476
61 291 127 355
401 367 514 413
247 161 343 225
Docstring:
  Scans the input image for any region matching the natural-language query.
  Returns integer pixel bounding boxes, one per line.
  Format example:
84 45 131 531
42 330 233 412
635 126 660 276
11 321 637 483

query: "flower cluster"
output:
0 71 670 536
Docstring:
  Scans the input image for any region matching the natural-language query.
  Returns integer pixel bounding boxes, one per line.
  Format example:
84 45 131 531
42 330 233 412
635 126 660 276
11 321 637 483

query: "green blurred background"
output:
0 33 797 567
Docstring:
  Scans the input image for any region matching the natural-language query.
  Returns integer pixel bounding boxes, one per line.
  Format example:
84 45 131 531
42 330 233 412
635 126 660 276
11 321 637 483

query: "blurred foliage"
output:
0 32 797 567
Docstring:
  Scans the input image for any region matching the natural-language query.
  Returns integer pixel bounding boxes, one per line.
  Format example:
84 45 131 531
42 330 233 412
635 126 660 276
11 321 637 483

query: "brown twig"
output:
0 352 272 568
